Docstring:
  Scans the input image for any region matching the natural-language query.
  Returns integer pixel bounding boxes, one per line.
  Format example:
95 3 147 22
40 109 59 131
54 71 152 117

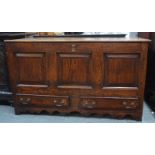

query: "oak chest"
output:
5 37 150 120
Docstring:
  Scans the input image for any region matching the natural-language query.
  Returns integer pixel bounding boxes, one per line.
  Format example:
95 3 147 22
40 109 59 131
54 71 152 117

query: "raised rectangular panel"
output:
57 53 93 89
103 53 140 88
15 53 48 87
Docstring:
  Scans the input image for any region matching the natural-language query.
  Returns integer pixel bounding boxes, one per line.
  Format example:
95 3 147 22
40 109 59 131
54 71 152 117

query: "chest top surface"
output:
4 37 150 43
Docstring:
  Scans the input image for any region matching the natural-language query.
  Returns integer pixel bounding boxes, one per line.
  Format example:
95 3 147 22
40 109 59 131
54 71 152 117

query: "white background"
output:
0 1 155 155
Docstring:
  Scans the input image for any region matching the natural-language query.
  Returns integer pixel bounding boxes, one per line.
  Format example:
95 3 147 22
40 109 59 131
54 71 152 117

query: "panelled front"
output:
7 42 142 97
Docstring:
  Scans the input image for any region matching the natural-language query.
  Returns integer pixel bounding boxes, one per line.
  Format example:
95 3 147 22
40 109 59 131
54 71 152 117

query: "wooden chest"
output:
5 37 150 120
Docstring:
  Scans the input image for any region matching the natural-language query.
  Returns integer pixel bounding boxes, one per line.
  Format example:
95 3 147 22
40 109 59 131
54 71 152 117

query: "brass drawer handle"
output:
130 102 137 108
22 102 29 105
122 101 127 105
53 99 57 103
53 99 67 107
26 98 31 102
85 105 95 109
122 101 137 109
55 104 64 107
60 99 66 104
125 102 137 109
19 97 31 105
125 106 132 109
131 102 135 106
92 101 96 105
82 100 96 109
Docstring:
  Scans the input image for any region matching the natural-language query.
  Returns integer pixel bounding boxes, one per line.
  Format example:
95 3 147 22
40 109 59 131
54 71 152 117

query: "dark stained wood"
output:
5 37 150 120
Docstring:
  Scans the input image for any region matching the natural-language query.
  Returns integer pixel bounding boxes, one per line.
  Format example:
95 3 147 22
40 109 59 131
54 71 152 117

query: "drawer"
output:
16 95 70 108
79 97 139 110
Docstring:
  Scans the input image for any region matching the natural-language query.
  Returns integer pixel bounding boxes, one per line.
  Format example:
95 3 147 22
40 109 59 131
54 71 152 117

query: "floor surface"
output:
0 102 154 123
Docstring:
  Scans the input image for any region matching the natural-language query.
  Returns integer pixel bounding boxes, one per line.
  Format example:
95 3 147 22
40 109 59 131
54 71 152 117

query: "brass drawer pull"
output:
20 98 24 101
125 102 137 109
131 102 135 106
125 106 132 109
60 99 66 104
26 98 31 102
53 99 57 103
82 100 96 109
86 105 95 109
55 104 64 107
19 97 31 105
122 101 127 105
22 102 29 105
53 99 67 107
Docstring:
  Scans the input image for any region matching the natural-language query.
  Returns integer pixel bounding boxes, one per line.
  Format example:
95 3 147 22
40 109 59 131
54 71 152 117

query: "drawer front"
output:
79 97 139 110
16 95 70 108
